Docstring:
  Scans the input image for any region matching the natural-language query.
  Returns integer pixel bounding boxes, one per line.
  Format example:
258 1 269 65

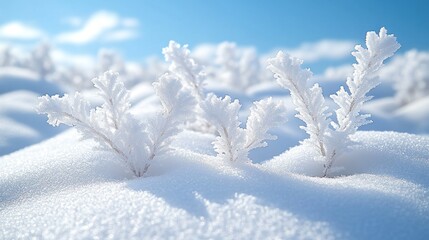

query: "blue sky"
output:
0 0 428 66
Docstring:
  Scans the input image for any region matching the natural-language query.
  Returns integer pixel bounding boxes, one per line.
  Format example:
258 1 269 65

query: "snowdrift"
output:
1 130 428 239
0 68 64 155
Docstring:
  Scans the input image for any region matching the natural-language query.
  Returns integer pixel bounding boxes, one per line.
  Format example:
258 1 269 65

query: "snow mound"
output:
0 90 64 155
1 130 428 239
0 67 61 95
362 96 429 134
265 131 429 179
395 96 429 131
0 67 65 155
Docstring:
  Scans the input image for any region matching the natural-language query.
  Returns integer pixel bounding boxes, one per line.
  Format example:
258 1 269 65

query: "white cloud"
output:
104 29 137 42
0 22 44 40
56 11 119 44
286 40 355 62
55 10 139 45
122 18 139 28
63 17 83 27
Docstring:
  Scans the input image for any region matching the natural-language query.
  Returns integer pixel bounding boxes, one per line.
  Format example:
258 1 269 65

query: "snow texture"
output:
0 27 428 240
1 130 428 239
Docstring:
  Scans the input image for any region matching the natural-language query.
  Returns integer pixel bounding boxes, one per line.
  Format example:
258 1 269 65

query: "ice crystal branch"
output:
162 40 216 133
201 94 286 163
38 71 145 175
146 74 196 160
386 50 429 105
323 27 400 176
201 94 247 162
331 27 400 135
37 70 194 177
267 27 399 177
162 41 206 101
92 71 130 130
245 97 287 151
267 51 332 159
215 42 261 90
31 42 55 79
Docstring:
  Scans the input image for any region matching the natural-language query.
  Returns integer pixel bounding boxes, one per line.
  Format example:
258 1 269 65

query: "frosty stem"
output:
268 27 400 177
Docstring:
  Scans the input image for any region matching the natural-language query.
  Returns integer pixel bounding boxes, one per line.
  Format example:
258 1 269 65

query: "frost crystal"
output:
245 97 287 151
267 51 333 161
38 70 194 177
201 94 286 163
146 74 196 160
331 27 401 135
267 27 400 177
162 41 205 101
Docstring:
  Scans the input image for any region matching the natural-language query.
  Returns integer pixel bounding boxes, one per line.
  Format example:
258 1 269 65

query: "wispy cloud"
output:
103 30 138 42
55 10 139 44
286 40 355 62
0 22 44 40
62 17 83 27
121 18 139 28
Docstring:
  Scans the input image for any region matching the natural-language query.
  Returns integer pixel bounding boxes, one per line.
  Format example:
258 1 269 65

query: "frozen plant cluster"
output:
267 27 400 176
214 42 261 91
37 70 195 177
162 41 206 101
0 42 54 77
38 28 399 178
201 95 286 163
381 49 429 105
162 41 287 163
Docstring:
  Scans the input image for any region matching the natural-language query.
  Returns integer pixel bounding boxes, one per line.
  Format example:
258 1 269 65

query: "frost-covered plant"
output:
97 49 126 75
162 40 216 132
216 42 261 90
37 70 195 177
0 46 13 67
267 27 400 177
50 67 93 92
331 27 400 138
381 50 429 105
31 42 55 79
146 73 196 160
216 42 241 90
239 48 261 88
267 51 333 165
201 94 286 163
162 41 206 101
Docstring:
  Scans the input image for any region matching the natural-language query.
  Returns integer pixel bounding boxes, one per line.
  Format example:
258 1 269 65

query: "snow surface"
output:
0 67 60 95
0 90 64 155
363 96 429 134
1 39 429 239
1 129 428 239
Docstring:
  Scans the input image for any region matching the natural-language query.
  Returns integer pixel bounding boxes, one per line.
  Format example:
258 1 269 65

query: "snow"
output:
395 96 429 131
1 130 428 239
362 96 429 134
1 32 429 239
0 67 60 95
0 90 64 155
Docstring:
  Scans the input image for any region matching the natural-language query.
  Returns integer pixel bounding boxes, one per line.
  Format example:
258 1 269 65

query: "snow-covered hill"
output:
1 130 428 239
1 27 429 240
0 68 64 155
